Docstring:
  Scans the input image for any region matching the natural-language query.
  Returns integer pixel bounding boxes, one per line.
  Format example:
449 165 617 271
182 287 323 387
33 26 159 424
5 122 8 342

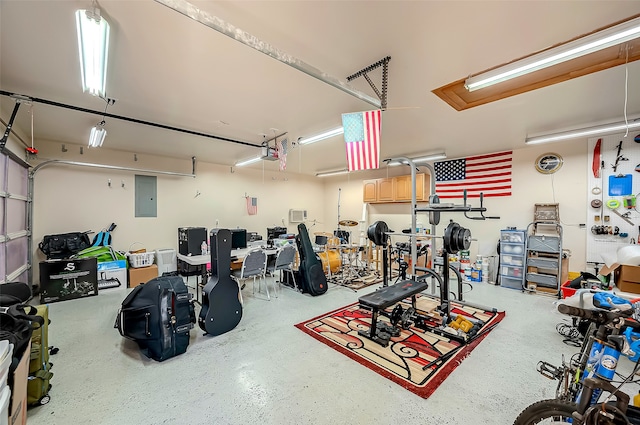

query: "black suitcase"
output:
115 276 195 361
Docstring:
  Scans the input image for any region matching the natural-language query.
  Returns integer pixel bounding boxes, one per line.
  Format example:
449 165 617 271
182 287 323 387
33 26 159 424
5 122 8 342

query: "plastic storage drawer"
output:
501 276 523 290
500 254 524 267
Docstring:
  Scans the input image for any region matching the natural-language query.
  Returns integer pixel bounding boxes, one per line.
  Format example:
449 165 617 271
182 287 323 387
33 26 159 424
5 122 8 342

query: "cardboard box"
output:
39 258 98 303
616 264 640 294
9 340 30 425
128 264 159 288
97 260 127 290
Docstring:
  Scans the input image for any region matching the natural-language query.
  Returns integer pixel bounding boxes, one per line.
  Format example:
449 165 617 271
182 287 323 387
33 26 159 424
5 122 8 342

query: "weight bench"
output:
358 279 429 347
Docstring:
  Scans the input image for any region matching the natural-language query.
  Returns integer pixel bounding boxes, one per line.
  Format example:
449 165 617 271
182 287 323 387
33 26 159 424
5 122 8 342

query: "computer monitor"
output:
267 227 287 245
231 229 247 249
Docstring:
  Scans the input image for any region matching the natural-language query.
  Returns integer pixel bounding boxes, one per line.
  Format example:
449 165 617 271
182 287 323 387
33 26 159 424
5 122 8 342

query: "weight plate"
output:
459 228 471 251
390 304 403 326
367 221 389 246
428 194 440 225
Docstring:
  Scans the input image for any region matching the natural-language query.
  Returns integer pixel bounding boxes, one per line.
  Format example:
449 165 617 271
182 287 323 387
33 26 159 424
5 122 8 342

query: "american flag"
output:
342 109 381 171
434 151 512 198
276 138 288 171
246 196 258 215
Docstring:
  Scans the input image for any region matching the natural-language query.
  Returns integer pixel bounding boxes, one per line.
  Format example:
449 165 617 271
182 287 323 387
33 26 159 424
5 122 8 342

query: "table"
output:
177 247 279 301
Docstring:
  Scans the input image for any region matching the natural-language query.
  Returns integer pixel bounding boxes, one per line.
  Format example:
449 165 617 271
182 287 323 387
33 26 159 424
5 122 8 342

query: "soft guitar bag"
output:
115 275 195 362
296 223 328 296
199 228 243 336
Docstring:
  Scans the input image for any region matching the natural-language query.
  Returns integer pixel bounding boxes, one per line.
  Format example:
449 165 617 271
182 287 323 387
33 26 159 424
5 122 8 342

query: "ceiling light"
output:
76 4 110 97
88 121 107 147
235 156 262 167
465 15 640 92
387 152 447 166
525 117 640 144
299 127 344 145
316 169 349 177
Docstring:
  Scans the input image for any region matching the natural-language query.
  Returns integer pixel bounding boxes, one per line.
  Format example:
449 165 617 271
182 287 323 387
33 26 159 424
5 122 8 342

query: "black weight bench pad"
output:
359 279 428 310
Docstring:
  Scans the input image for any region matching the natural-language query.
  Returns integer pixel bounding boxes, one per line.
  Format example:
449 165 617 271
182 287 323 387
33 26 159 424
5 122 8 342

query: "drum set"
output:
313 219 376 287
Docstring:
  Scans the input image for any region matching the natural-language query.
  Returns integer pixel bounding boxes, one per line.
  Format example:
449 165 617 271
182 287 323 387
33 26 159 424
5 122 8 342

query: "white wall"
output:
29 140 326 281
321 139 589 272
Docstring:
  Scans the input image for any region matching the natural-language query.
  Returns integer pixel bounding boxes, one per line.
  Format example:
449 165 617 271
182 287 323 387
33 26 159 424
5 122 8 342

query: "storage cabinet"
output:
499 229 526 290
363 180 377 202
362 173 429 203
395 173 426 201
377 178 395 202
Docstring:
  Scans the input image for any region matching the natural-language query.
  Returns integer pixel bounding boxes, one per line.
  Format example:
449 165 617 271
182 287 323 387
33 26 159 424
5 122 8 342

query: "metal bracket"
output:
346 56 391 110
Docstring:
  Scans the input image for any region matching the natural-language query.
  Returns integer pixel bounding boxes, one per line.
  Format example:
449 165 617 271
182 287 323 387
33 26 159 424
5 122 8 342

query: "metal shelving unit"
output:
524 204 563 297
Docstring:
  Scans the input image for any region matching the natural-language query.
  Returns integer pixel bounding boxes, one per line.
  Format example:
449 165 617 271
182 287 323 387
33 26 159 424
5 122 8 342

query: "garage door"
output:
0 152 29 284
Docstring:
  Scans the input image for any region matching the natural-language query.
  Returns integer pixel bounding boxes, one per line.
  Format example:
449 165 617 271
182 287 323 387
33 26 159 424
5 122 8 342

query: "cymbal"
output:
338 220 359 227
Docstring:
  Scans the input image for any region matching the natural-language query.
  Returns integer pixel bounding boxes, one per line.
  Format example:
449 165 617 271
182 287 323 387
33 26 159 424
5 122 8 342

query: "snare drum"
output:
318 250 341 274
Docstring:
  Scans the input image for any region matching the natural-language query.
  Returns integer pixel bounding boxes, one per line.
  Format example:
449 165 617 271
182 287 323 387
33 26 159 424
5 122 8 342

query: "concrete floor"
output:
26 277 589 425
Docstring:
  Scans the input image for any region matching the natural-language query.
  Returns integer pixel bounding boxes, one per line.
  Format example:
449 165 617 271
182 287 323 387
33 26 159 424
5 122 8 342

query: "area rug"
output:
295 295 505 398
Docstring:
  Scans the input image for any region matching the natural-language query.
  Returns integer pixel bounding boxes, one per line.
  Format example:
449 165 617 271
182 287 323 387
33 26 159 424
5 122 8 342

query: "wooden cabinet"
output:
377 178 395 202
363 180 377 202
362 173 430 203
395 174 426 201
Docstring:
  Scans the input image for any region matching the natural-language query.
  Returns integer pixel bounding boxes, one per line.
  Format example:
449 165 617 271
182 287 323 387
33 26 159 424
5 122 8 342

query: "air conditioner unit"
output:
289 209 307 223
155 248 177 276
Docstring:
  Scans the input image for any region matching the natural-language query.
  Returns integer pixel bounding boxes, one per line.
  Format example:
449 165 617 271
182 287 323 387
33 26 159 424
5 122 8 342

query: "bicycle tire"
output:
513 399 577 424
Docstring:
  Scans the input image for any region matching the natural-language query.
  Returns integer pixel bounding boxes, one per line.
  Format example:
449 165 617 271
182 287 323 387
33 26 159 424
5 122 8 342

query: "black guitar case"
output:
198 228 243 336
295 223 328 296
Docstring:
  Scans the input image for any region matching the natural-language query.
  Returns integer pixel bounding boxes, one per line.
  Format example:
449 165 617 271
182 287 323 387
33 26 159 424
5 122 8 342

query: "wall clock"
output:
535 153 563 174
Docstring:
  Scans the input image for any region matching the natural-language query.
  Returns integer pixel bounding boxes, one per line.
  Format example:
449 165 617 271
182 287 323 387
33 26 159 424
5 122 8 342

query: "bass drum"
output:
318 250 342 274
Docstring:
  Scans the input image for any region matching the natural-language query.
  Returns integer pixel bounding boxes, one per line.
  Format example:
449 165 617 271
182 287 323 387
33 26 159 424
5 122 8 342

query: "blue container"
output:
595 345 620 380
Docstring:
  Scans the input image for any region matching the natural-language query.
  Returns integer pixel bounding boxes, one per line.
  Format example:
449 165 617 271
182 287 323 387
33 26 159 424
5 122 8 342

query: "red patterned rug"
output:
295 295 505 399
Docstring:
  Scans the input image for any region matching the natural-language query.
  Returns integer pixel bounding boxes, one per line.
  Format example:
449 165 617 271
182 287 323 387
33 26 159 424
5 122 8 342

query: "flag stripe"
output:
434 150 512 198
343 110 381 171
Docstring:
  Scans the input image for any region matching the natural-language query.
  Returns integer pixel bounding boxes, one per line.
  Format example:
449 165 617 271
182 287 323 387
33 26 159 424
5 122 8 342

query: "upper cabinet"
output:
363 173 430 203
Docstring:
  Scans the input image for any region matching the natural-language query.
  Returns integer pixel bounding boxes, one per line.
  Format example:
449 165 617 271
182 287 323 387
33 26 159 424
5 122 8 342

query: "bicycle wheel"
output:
514 399 578 424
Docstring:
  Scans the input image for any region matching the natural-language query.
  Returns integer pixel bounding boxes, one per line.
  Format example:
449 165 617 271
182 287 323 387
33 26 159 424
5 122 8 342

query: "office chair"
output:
267 244 297 292
232 249 269 300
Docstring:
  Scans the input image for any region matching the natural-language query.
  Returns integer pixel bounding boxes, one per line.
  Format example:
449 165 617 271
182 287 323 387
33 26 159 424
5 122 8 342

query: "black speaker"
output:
178 227 207 256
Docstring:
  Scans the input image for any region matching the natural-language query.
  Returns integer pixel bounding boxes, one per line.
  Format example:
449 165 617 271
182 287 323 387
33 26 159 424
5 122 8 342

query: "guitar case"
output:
115 275 195 362
198 229 243 336
295 223 328 296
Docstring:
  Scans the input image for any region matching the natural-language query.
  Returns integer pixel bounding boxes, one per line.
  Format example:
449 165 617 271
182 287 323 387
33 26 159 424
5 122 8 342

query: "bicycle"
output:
514 300 640 424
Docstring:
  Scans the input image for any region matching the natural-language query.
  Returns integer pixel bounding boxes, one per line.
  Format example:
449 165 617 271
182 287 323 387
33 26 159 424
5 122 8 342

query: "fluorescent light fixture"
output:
299 127 344 145
387 152 447 166
235 156 262 167
76 6 110 97
465 15 640 92
316 169 349 177
88 122 107 147
526 118 640 144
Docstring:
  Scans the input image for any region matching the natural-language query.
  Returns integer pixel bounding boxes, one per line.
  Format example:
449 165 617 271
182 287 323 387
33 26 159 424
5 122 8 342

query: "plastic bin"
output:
560 281 576 299
127 252 155 268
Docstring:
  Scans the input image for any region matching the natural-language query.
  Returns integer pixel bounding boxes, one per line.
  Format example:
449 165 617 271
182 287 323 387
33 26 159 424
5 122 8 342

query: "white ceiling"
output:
1 1 639 175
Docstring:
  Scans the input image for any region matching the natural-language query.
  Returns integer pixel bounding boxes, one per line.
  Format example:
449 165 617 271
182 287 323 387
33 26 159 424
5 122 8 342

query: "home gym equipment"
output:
199 229 243 335
358 279 429 347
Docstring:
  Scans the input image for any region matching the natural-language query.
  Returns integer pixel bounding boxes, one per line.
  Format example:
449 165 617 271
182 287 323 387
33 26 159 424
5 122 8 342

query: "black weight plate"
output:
367 221 389 246
390 304 403 326
458 228 471 251
428 194 440 225
443 222 458 254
